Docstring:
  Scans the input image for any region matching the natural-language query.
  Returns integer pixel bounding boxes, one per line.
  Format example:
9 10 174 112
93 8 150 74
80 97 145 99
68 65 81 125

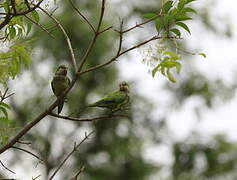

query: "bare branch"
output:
120 14 162 34
12 146 44 162
0 160 15 174
69 0 96 33
17 140 32 145
0 88 14 102
49 131 95 180
39 7 78 73
77 0 106 72
98 26 113 35
96 0 106 32
116 20 124 57
49 112 128 122
69 165 85 180
24 14 55 39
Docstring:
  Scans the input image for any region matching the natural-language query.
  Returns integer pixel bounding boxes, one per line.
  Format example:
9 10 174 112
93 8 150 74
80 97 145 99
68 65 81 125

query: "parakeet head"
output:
119 81 129 92
55 65 68 76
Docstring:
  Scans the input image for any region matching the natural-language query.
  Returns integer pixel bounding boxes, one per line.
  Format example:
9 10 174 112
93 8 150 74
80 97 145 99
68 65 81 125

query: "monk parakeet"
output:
88 81 129 111
51 65 70 114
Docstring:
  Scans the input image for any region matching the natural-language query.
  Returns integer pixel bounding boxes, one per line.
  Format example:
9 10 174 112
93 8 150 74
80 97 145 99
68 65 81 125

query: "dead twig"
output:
0 160 16 174
49 112 128 122
49 131 94 180
12 146 44 162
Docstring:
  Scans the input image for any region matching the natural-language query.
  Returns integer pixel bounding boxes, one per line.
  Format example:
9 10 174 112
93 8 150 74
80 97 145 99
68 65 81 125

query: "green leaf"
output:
163 51 181 60
9 26 16 39
163 60 177 68
152 64 161 77
0 107 8 118
0 116 8 122
163 1 173 13
186 0 196 4
164 15 173 28
155 18 162 32
0 102 10 109
161 66 166 76
18 27 23 37
31 10 40 23
26 20 32 35
177 0 186 9
176 22 191 34
183 7 197 14
199 53 207 58
11 45 31 69
2 2 10 12
174 62 182 74
143 13 157 19
175 14 192 21
167 69 176 83
170 28 181 37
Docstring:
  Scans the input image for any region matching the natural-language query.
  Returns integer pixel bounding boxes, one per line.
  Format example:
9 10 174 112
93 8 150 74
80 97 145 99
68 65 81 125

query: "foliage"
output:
0 42 31 83
143 0 205 82
0 0 41 84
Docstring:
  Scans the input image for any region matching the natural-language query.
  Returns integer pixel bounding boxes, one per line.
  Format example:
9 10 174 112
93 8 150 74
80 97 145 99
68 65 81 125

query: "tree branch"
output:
69 0 96 33
49 131 94 180
77 0 106 72
49 112 128 122
38 7 78 73
24 14 55 39
0 0 107 155
0 160 15 174
69 165 85 180
12 146 43 162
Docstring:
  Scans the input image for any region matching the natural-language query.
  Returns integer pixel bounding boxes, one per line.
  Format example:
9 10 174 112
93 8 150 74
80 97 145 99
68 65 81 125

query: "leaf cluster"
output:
143 0 198 82
144 0 196 36
152 50 182 83
0 43 31 83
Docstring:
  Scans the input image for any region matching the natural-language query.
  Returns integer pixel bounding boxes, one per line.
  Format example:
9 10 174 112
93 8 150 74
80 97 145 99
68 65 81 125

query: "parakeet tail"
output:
58 100 64 114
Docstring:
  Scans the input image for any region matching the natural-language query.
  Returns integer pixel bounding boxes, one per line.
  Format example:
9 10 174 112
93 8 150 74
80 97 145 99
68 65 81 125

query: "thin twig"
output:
0 88 14 102
70 165 85 180
69 0 96 33
0 160 16 174
77 0 106 72
16 140 32 145
12 146 44 162
49 112 128 122
39 7 77 73
98 26 113 35
49 131 95 180
24 0 31 10
24 14 55 38
120 14 162 33
32 174 41 180
116 20 124 57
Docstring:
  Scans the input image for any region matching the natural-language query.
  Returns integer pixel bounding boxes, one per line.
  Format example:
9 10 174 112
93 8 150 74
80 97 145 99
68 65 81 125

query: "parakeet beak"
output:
55 65 68 76
119 82 129 92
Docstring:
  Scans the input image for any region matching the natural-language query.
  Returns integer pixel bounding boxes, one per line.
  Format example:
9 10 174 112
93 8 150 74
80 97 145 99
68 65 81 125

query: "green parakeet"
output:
51 65 70 114
88 81 129 111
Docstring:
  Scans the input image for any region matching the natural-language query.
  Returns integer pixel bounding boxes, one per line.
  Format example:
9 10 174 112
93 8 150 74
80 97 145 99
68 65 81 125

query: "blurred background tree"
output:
1 0 237 179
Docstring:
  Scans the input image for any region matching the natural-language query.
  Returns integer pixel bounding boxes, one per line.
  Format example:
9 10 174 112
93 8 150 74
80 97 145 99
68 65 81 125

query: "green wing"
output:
89 91 128 109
